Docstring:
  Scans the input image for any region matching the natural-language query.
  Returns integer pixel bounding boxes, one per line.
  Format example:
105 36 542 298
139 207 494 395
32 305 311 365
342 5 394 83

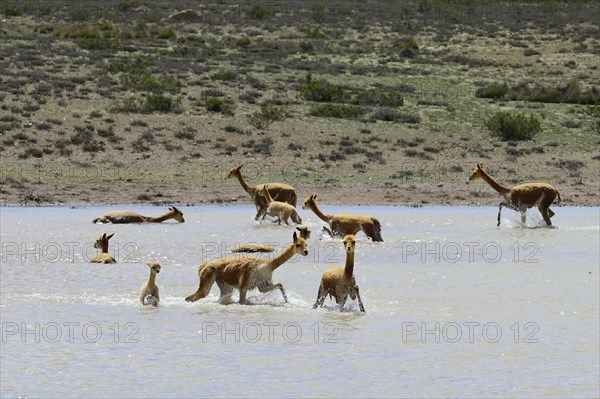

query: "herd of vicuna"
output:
90 163 561 312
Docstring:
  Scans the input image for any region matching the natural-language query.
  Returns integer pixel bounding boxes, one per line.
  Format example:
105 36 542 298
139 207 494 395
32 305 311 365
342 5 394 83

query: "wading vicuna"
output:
313 234 365 313
302 194 383 241
140 261 161 307
469 163 561 226
227 164 297 221
92 207 185 224
230 226 311 253
185 231 308 305
90 233 116 264
258 184 302 225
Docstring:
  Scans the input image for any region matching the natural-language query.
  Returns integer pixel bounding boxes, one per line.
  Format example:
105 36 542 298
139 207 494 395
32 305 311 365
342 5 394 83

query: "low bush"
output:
485 111 541 141
299 73 349 103
309 104 366 118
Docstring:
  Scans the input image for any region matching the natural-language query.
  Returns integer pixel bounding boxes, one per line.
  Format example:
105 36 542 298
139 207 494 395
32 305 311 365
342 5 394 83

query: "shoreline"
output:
2 181 597 207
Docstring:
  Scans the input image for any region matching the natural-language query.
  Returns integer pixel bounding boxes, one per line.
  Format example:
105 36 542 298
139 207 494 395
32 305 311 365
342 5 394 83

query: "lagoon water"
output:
1 205 599 398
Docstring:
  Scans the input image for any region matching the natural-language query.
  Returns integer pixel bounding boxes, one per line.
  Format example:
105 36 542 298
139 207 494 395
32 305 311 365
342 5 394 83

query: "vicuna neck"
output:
147 271 157 286
478 170 511 195
307 200 332 222
344 250 355 278
147 211 173 223
268 242 297 272
100 241 109 253
233 171 255 196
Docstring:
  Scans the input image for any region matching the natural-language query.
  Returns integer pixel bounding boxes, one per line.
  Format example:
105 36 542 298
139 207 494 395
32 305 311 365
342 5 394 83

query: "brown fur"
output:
227 164 297 220
90 233 116 264
258 185 302 225
140 261 161 306
230 227 310 253
185 232 308 305
93 207 184 224
313 235 365 312
469 163 561 226
302 194 383 242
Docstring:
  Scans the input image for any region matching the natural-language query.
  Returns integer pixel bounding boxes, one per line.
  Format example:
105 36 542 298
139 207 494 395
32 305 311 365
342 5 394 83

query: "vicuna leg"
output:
538 205 552 226
354 286 365 313
185 271 217 302
217 279 234 304
313 284 327 308
498 202 518 226
258 283 288 303
338 294 348 311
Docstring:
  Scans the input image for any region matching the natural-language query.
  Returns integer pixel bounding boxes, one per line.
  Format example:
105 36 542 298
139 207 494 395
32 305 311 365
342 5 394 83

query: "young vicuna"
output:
92 207 185 224
90 233 116 264
313 235 365 313
469 163 561 226
302 194 383 242
230 227 310 253
227 164 297 220
185 232 308 305
140 261 161 307
258 184 302 225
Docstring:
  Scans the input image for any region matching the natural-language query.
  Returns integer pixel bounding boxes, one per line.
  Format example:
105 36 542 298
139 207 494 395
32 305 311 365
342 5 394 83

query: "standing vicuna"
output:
230 226 311 253
140 261 161 307
469 163 561 226
258 184 302 225
313 234 365 313
90 233 116 264
92 207 185 224
185 231 308 305
302 194 383 242
227 164 297 220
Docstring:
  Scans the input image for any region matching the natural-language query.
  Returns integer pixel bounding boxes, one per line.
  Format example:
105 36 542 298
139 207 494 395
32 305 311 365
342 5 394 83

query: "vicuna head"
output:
169 206 185 223
94 233 114 252
468 163 486 182
226 164 244 179
302 194 317 210
293 231 309 257
296 226 311 240
147 261 161 275
343 235 356 253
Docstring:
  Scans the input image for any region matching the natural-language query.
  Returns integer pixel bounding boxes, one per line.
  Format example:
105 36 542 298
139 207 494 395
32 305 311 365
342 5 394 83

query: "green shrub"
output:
205 96 234 115
122 71 182 93
76 37 121 51
485 112 541 141
370 108 420 123
249 4 271 20
309 104 366 118
299 73 348 103
211 70 238 81
248 102 289 129
142 94 182 113
356 88 404 107
475 82 508 99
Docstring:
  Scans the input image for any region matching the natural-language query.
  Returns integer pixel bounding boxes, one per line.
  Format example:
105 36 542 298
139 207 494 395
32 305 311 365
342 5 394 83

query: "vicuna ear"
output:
106 233 114 240
313 194 317 199
238 164 244 170
172 206 180 213
293 231 298 242
477 163 483 169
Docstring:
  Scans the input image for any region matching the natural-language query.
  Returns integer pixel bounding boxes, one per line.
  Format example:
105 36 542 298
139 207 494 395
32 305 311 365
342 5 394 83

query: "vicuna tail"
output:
292 211 302 224
555 190 562 204
92 218 99 223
